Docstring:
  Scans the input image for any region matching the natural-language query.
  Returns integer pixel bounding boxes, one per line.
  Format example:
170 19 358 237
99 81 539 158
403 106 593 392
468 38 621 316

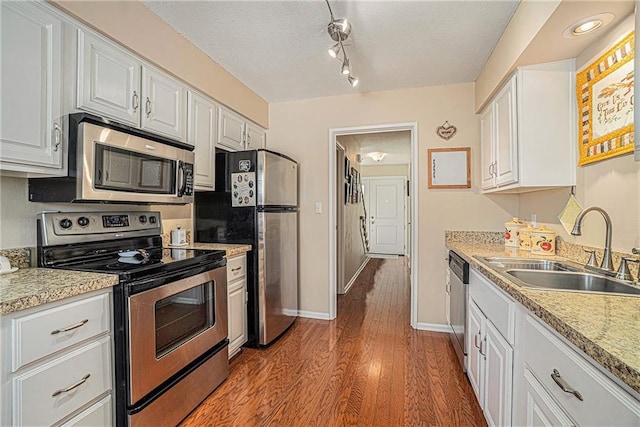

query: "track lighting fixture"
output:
325 0 359 88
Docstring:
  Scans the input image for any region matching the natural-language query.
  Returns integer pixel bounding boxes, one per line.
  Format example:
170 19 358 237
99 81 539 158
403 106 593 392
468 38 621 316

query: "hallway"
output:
181 258 485 426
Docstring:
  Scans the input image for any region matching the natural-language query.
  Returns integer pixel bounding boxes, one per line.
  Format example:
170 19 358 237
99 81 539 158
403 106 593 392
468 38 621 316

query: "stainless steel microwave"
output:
29 114 194 204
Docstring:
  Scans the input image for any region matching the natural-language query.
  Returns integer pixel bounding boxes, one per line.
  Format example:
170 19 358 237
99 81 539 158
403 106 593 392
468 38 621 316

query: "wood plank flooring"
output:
181 258 485 426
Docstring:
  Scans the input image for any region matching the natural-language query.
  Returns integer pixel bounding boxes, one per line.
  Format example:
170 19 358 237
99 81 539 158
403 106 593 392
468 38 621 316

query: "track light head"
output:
328 43 340 58
348 75 359 87
341 58 350 75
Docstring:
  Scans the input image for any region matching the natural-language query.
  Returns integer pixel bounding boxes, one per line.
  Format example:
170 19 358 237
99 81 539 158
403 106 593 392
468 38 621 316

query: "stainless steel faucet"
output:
571 206 614 271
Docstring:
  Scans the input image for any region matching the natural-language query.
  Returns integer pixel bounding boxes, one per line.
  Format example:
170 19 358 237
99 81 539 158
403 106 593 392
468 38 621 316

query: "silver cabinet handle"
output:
551 369 583 401
51 319 88 335
145 97 151 118
231 266 242 272
53 123 61 152
474 332 481 349
52 374 90 397
479 337 486 356
132 91 139 113
488 162 494 177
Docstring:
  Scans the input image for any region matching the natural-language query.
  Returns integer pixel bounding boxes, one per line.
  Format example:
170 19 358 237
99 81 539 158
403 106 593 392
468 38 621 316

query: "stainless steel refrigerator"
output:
195 149 298 346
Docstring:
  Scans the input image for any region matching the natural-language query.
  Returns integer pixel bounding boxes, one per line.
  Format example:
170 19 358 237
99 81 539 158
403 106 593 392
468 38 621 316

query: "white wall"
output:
361 164 409 177
518 14 639 253
268 83 518 325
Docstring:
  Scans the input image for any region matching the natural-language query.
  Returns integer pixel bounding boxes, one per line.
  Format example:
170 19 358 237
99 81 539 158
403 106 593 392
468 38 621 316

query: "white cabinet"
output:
518 315 640 426
245 122 266 150
77 30 187 141
0 1 64 175
141 66 186 140
523 369 574 427
1 289 113 427
218 107 266 151
468 269 515 426
227 253 248 358
480 60 575 193
77 29 140 126
188 90 217 189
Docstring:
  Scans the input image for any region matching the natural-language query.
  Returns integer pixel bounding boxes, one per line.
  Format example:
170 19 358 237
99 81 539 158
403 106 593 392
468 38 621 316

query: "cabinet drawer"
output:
525 316 640 426
469 269 515 344
60 395 112 427
12 292 110 371
13 336 112 426
227 255 246 281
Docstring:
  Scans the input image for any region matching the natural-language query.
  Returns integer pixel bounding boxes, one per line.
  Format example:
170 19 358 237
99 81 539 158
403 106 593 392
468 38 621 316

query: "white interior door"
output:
366 177 406 255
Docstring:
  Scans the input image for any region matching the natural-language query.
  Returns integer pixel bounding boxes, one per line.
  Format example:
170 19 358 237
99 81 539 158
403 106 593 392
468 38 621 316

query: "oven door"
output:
128 265 227 404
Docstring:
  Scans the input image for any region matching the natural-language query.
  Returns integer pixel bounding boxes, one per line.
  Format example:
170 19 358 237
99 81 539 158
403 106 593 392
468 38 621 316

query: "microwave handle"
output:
177 161 187 197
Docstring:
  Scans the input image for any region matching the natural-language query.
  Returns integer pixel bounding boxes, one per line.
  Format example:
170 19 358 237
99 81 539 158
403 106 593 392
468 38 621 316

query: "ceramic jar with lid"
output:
505 218 525 247
531 226 556 255
518 223 536 251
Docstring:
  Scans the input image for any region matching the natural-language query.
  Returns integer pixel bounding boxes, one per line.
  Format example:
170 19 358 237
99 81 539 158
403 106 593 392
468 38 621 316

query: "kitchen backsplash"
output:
445 230 504 244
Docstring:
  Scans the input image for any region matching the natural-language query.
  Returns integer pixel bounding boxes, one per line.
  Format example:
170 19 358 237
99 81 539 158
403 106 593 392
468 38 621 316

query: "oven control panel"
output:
38 211 162 245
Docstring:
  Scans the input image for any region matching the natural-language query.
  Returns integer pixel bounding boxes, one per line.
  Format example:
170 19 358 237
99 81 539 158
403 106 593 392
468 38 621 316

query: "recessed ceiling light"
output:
563 13 614 39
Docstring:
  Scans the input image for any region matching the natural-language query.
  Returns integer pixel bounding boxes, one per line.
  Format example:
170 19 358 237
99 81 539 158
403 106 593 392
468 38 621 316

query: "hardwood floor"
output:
181 258 485 426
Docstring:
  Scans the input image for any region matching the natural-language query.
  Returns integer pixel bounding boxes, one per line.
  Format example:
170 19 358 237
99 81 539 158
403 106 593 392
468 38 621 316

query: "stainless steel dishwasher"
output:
446 250 469 370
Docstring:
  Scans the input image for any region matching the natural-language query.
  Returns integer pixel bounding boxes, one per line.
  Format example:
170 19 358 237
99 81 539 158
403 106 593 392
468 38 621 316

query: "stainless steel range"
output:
37 211 228 426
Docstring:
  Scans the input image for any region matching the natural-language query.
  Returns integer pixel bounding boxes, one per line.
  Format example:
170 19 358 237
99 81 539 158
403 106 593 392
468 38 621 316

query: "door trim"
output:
328 122 419 328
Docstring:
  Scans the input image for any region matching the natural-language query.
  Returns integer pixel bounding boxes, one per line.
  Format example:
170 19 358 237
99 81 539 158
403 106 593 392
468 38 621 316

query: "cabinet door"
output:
227 279 247 359
483 321 513 427
187 91 216 189
217 108 246 151
467 300 485 404
77 29 140 126
245 122 266 150
0 2 63 172
523 369 575 427
141 66 186 141
479 105 495 190
494 77 518 187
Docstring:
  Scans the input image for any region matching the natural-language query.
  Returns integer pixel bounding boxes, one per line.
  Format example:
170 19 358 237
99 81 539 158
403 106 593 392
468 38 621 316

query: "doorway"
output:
335 143 346 294
328 123 418 328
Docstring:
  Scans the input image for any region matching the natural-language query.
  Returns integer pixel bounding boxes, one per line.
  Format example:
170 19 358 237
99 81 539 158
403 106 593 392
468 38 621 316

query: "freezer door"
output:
257 211 298 345
257 151 297 206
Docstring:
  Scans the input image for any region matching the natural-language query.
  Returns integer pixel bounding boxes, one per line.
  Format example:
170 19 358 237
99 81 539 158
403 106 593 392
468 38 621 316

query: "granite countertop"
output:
168 242 252 257
0 268 118 315
446 240 640 396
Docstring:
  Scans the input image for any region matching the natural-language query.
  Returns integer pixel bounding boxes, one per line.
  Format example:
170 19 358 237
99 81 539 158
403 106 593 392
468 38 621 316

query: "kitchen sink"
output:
479 257 580 272
505 270 640 296
474 256 640 297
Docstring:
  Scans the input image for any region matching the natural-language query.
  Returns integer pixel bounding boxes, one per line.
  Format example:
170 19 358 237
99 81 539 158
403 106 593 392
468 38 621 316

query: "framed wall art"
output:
427 147 471 189
577 31 634 166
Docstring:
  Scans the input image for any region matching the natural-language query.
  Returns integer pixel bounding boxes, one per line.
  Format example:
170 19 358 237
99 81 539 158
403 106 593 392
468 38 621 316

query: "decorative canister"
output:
504 218 525 248
518 223 536 251
531 226 556 256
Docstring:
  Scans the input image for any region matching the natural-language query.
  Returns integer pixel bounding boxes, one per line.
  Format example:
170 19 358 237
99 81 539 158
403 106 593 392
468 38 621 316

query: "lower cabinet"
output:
227 253 248 358
467 294 513 427
0 289 113 426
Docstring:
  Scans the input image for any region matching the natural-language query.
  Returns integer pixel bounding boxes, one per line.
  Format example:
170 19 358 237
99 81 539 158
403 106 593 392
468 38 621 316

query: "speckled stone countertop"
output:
446 239 640 396
167 243 252 257
0 268 118 315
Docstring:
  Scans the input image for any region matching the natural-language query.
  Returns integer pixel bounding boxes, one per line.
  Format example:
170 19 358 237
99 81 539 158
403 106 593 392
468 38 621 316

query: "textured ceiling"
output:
143 0 520 103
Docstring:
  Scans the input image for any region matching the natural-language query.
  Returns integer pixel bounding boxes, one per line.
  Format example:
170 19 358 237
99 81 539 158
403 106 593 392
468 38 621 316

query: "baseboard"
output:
415 322 450 333
297 310 332 320
343 257 371 294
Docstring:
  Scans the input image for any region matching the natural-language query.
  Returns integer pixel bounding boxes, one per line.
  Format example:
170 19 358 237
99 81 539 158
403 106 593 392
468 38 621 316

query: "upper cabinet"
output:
0 1 64 176
188 90 217 189
218 107 266 151
77 30 140 127
480 60 576 193
77 30 187 142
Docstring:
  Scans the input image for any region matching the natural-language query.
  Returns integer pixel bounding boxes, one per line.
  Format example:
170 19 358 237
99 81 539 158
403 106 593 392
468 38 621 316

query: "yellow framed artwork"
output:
577 31 634 166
